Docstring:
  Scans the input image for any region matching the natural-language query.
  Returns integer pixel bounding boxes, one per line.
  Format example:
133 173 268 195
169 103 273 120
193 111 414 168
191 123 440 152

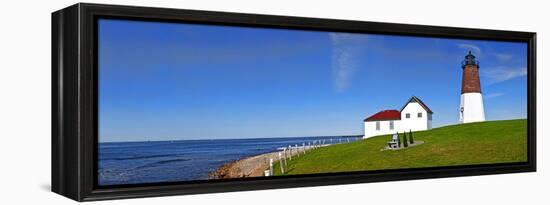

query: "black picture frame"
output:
52 3 536 201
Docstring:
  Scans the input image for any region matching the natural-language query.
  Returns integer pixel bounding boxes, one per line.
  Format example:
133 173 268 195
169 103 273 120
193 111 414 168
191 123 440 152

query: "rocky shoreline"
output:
209 145 329 179
209 151 277 179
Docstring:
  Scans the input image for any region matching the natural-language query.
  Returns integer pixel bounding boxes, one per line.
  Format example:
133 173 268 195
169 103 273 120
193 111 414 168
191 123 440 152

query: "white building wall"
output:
363 101 432 139
460 92 485 123
428 113 433 129
363 120 401 139
400 102 429 132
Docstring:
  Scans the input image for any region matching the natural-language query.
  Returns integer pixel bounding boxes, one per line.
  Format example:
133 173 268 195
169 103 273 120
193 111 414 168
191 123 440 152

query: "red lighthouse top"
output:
461 51 482 94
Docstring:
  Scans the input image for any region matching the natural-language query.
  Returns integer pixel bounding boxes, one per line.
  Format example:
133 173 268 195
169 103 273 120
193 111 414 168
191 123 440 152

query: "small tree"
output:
403 132 408 148
409 129 414 144
396 132 401 148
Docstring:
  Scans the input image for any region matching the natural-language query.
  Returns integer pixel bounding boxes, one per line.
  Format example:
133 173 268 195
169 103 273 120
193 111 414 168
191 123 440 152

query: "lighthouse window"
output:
418 113 422 118
389 121 394 130
376 121 380 131
406 113 410 118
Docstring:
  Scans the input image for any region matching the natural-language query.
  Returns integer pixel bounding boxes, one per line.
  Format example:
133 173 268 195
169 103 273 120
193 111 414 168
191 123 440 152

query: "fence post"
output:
269 158 273 176
288 145 292 160
283 148 288 166
278 152 285 175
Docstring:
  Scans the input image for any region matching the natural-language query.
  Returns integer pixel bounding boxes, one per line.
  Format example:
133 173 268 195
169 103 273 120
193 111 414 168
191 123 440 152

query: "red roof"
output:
364 110 401 122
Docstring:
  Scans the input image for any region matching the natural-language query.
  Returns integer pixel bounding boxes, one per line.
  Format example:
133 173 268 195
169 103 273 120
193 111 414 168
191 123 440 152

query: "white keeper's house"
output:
363 96 433 139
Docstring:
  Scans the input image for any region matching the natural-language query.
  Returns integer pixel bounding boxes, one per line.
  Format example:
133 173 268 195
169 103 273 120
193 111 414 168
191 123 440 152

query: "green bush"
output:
403 132 408 148
397 132 401 148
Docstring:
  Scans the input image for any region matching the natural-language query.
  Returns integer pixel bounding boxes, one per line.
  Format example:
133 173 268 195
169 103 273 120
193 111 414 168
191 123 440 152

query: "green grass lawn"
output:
273 119 527 176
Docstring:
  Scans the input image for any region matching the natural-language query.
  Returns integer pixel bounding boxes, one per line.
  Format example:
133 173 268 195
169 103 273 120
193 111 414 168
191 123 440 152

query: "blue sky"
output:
98 19 527 142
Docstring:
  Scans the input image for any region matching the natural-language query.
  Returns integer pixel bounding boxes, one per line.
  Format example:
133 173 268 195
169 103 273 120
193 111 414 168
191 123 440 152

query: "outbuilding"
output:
363 96 433 139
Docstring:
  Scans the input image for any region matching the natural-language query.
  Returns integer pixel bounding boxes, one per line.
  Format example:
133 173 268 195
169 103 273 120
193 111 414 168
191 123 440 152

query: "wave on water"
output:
135 158 191 170
101 154 184 161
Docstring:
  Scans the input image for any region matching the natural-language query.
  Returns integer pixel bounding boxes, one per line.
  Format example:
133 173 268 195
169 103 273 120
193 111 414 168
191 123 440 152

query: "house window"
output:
376 121 380 131
406 113 410 118
418 112 422 118
389 121 394 130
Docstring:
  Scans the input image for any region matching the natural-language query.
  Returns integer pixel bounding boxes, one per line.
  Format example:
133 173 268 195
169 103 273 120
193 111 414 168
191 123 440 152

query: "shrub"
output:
403 132 408 148
397 132 401 148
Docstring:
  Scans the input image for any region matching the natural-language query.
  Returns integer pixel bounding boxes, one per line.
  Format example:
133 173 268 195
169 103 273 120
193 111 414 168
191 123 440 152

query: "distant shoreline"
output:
100 118 528 144
99 135 364 144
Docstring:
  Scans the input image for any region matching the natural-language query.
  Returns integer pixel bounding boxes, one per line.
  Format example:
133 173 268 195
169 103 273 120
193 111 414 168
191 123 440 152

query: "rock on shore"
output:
210 152 276 179
210 145 324 179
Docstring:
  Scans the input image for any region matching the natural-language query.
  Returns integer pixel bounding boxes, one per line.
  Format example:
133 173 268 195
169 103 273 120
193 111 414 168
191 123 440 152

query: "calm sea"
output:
98 136 361 186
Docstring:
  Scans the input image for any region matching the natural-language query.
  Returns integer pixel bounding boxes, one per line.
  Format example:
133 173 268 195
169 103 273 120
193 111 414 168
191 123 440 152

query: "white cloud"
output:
495 53 513 62
481 66 527 84
484 93 504 99
458 43 482 55
329 33 368 92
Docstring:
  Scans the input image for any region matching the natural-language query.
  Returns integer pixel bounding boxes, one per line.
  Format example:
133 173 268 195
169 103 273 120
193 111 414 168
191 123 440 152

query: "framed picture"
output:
52 3 536 201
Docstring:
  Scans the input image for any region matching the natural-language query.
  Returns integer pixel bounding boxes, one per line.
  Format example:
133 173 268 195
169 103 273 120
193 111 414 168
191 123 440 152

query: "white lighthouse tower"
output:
459 51 485 123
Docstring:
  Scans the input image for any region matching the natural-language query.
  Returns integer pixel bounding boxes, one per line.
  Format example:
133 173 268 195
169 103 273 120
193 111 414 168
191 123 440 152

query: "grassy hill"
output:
273 119 527 175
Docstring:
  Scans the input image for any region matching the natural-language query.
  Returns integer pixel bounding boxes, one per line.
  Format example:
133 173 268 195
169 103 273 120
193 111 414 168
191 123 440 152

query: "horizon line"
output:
99 118 527 143
99 133 364 144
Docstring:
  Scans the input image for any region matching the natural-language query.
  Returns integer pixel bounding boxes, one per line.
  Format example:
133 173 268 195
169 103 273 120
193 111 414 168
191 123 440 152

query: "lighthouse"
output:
459 51 485 123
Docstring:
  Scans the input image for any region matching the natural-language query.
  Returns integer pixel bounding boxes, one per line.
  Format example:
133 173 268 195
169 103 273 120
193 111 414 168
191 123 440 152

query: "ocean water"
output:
98 136 361 186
